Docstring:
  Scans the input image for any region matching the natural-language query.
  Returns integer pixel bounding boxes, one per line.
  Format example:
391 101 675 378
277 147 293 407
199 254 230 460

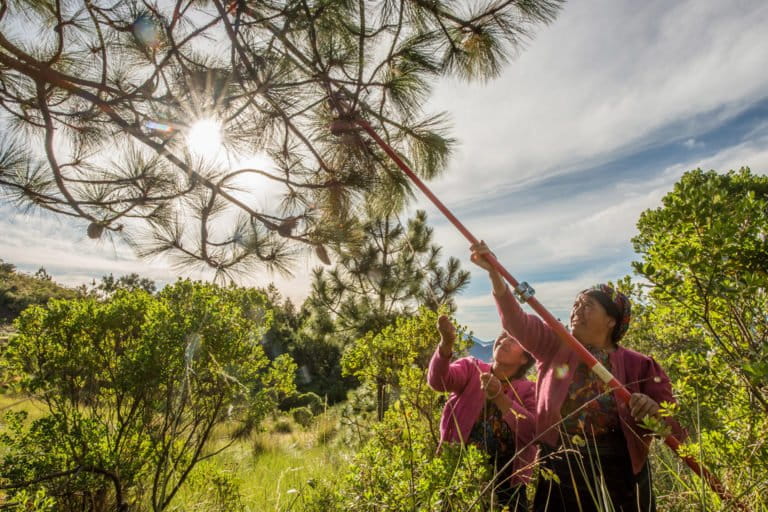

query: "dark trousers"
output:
533 433 656 512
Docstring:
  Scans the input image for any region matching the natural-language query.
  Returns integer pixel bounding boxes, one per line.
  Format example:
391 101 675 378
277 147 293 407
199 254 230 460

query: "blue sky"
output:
2 0 768 339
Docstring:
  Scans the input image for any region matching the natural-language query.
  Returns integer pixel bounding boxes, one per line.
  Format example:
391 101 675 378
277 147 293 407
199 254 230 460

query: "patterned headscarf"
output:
582 284 632 343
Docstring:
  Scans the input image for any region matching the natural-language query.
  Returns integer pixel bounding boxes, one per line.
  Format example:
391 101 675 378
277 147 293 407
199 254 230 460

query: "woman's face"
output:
569 293 616 346
493 332 528 367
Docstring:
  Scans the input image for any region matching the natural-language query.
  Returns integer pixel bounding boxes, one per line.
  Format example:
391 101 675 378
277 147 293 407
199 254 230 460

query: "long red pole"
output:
351 117 744 509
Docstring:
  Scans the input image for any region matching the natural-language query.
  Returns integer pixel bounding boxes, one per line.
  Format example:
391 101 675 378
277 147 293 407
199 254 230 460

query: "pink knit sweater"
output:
428 350 537 485
494 287 685 475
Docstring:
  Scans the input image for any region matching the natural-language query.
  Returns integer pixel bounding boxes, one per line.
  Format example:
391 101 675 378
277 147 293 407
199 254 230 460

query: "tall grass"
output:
0 394 50 425
0 387 351 511
170 411 350 511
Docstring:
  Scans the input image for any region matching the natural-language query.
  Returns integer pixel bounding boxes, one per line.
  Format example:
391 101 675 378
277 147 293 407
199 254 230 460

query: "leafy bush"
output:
292 406 314 428
273 419 293 434
282 391 324 415
332 387 375 448
305 393 493 511
0 280 296 512
183 462 244 512
341 306 471 421
625 168 768 508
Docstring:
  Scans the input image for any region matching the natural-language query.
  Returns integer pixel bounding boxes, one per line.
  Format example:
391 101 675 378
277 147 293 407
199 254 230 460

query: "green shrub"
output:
303 392 324 415
0 261 78 324
281 391 324 415
292 406 314 428
0 281 296 512
306 400 493 512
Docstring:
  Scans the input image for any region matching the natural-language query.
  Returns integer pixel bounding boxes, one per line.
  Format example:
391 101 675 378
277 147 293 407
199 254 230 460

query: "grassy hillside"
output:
0 260 78 324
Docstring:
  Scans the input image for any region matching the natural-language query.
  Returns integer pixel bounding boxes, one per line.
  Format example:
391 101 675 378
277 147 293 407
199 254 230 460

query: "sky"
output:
2 0 768 339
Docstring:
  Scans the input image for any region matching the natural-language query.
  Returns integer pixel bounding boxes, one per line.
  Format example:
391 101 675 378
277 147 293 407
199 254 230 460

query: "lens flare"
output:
132 15 162 48
184 333 201 365
145 120 171 132
187 119 222 157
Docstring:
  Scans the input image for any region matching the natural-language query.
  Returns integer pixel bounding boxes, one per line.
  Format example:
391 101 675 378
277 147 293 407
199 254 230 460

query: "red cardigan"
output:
428 350 537 485
494 287 686 475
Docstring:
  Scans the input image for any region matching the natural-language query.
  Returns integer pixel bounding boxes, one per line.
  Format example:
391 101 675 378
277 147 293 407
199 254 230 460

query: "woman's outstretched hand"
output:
470 241 508 296
437 315 456 357
469 241 495 272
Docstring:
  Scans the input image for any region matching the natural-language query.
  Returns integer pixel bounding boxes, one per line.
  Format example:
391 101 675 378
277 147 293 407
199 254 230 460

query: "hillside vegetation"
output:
0 261 78 325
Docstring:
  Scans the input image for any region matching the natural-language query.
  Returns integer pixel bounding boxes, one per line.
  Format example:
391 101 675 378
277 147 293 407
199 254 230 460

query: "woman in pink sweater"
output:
428 315 537 511
471 242 684 512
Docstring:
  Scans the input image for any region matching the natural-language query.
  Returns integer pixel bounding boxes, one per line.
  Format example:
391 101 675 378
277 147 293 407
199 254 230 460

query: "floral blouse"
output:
560 348 620 437
469 399 517 470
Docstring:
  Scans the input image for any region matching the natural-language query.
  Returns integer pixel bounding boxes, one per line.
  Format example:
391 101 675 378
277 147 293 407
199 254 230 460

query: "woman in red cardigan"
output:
470 242 684 512
428 315 536 511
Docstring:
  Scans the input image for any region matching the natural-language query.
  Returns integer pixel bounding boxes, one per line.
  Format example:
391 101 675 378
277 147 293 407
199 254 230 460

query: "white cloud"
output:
677 137 768 174
425 0 768 204
683 138 703 149
421 169 677 279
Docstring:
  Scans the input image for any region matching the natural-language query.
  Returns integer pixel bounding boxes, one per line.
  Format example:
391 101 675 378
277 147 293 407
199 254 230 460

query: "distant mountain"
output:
468 335 493 363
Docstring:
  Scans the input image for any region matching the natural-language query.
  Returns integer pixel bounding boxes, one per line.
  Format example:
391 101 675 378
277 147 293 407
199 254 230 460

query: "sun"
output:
187 118 222 157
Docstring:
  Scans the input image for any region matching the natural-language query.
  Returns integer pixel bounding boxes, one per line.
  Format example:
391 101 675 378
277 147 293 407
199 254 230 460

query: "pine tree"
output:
308 209 468 338
95 273 157 297
0 0 563 278
303 208 469 415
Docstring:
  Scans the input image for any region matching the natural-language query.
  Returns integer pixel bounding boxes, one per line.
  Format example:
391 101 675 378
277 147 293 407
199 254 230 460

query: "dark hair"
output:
583 289 622 344
513 350 536 380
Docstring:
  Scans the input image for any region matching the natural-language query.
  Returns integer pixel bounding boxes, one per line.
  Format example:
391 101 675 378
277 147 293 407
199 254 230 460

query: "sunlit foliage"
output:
0 281 295 511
